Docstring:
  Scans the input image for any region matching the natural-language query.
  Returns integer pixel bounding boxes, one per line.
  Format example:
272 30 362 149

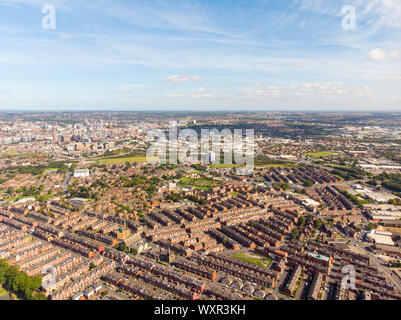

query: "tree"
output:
303 180 314 188
273 182 290 190
116 243 129 253
291 228 299 240
30 292 47 300
367 223 376 230
0 259 45 300
314 219 323 229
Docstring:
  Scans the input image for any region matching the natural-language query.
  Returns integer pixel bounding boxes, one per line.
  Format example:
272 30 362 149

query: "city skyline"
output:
0 0 400 111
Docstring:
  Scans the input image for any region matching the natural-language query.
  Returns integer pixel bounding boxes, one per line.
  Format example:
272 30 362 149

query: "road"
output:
102 284 132 301
62 171 72 191
351 239 401 291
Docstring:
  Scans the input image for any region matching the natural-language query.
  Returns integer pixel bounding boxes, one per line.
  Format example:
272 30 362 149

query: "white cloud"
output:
166 87 215 99
388 49 401 58
121 88 133 95
285 61 307 69
368 48 387 61
190 87 215 99
59 34 74 41
241 82 374 100
368 48 400 61
165 92 186 99
364 0 401 29
386 74 401 81
164 72 203 84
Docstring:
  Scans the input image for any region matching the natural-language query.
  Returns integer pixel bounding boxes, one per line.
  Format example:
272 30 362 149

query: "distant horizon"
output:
0 109 401 114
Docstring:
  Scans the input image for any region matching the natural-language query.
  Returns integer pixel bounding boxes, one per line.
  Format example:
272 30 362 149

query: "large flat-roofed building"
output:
367 230 395 246
69 198 88 208
381 220 401 228
73 169 90 178
366 206 401 221
374 244 401 257
307 252 332 268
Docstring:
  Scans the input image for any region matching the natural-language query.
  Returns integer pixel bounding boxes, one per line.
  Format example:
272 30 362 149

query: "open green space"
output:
187 170 201 174
210 164 241 168
1 152 47 159
0 285 8 297
323 163 349 169
305 151 338 158
0 259 47 300
4 194 54 202
258 163 298 168
98 156 157 164
232 253 271 267
179 177 220 191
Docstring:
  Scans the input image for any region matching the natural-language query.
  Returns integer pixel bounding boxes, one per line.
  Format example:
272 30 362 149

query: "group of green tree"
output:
3 161 69 176
5 185 53 202
272 182 290 191
185 195 207 205
115 243 137 255
382 181 401 193
297 215 323 229
390 261 401 268
68 185 100 201
161 173 182 180
338 189 373 209
330 166 367 181
377 149 401 165
368 173 401 193
92 179 110 189
166 192 184 202
166 192 207 205
303 180 314 188
0 259 47 300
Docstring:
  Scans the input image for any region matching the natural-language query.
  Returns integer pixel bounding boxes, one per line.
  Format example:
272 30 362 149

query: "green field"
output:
323 163 349 169
210 164 241 168
179 177 220 190
257 163 298 168
0 286 9 298
187 170 201 174
232 253 271 267
305 151 338 158
98 156 157 164
1 152 47 159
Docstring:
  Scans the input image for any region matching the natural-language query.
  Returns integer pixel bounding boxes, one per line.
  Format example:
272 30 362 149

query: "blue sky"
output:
0 0 400 111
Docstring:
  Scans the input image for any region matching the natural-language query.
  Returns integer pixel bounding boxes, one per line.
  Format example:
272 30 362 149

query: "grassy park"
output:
305 151 338 158
210 164 241 168
179 177 220 191
98 156 157 164
258 163 298 168
0 285 9 298
232 253 272 268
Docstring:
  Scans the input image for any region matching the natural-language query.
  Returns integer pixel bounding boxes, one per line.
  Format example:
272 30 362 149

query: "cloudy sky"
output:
0 0 400 111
